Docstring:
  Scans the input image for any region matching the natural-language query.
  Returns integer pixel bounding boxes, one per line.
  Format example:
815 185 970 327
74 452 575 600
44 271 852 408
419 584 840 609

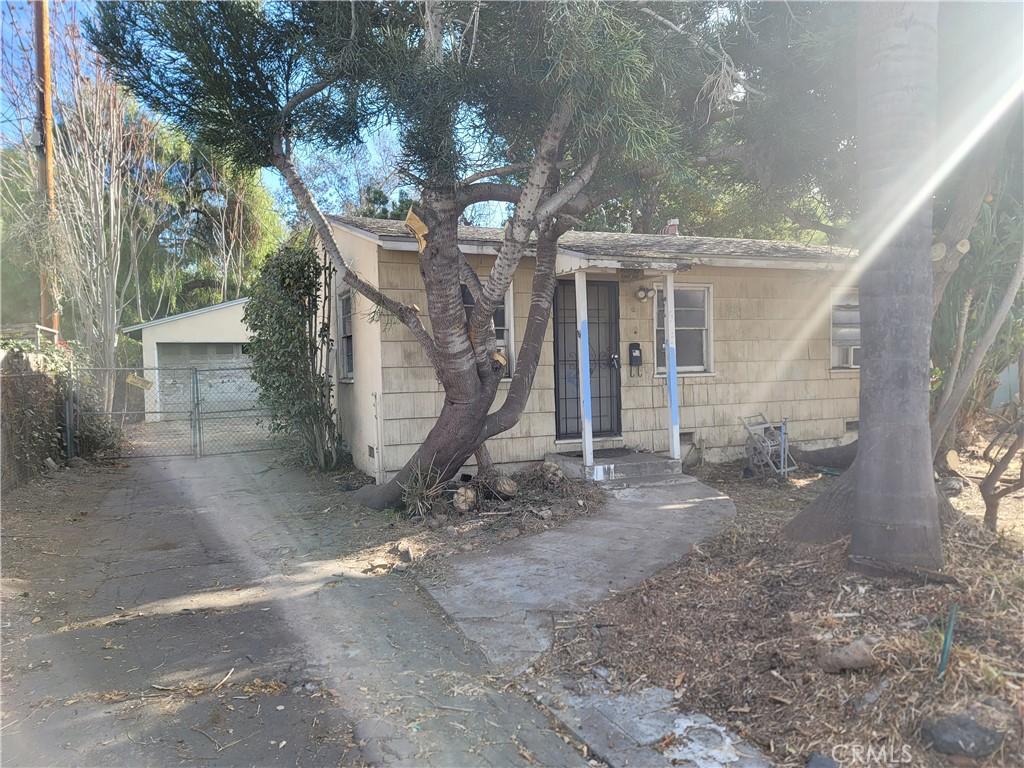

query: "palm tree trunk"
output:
849 2 943 570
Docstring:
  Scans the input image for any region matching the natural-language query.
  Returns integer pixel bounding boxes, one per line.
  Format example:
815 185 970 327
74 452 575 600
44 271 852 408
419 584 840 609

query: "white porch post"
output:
664 272 682 460
574 270 594 469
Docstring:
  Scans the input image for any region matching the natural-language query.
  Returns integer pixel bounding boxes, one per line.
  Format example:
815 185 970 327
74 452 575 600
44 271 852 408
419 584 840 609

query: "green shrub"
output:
0 340 125 466
243 232 342 470
0 351 61 490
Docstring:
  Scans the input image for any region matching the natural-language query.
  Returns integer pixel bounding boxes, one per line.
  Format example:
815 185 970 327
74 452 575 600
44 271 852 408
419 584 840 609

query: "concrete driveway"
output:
1 454 585 767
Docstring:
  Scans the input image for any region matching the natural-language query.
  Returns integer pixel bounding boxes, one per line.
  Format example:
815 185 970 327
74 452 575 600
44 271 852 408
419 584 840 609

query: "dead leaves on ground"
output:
540 462 1024 767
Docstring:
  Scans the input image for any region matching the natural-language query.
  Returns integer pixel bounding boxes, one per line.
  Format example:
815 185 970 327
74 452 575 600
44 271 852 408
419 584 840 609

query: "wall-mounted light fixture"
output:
635 286 658 302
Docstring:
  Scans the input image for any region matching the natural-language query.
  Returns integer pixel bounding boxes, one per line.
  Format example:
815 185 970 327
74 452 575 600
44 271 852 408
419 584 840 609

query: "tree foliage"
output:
621 1 1022 254
243 234 341 470
0 2 283 355
90 0 729 505
932 183 1024 440
158 145 284 317
356 186 414 221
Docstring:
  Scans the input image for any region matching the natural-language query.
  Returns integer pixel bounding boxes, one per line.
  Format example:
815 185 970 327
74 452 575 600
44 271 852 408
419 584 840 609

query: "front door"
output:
554 280 621 439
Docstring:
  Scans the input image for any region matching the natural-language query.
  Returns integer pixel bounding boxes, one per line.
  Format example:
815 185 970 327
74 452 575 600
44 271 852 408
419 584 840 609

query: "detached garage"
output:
121 298 258 421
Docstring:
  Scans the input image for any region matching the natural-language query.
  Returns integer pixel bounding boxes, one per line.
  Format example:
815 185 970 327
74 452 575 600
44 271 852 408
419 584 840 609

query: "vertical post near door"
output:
574 271 594 469
664 272 681 460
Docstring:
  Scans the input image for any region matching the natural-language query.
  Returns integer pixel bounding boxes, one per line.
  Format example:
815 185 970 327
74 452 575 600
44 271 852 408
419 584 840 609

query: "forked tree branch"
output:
481 220 565 439
534 153 601 222
456 181 521 208
460 163 530 186
271 134 443 373
469 98 573 332
280 76 341 125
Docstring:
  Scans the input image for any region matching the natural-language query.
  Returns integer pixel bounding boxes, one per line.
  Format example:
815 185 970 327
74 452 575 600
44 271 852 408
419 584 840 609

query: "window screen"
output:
656 287 711 372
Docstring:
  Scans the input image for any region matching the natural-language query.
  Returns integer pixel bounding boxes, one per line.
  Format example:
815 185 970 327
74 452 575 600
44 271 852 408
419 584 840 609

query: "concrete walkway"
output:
1 455 585 767
424 477 735 672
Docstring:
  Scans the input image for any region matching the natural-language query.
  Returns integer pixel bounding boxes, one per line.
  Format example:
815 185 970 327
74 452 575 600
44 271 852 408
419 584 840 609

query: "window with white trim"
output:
830 289 861 369
655 286 712 373
339 290 354 379
460 282 515 378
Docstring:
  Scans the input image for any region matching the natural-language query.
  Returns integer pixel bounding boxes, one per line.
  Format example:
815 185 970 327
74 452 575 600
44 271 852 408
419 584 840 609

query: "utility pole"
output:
33 0 59 335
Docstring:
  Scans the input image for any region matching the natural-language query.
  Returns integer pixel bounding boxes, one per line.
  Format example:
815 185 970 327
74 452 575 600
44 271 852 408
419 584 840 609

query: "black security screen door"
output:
554 280 621 439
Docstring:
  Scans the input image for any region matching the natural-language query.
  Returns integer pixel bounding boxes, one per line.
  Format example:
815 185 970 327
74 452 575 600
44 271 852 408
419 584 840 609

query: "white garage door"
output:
156 343 259 417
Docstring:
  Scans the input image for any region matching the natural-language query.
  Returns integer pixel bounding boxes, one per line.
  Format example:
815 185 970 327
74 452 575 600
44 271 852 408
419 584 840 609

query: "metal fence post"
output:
192 367 202 458
63 370 74 460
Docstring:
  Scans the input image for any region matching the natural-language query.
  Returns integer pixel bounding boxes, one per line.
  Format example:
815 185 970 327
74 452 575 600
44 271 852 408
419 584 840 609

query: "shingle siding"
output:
369 246 859 476
330 218 859 479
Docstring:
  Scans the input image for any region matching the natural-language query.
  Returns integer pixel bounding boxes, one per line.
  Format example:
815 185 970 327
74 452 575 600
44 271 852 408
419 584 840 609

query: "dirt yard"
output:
539 455 1023 767
311 456 602 581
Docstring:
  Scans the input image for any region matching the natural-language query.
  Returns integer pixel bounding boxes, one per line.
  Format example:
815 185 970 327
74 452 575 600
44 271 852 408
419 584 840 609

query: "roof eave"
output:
119 297 250 334
329 217 853 271
329 218 500 255
555 250 850 275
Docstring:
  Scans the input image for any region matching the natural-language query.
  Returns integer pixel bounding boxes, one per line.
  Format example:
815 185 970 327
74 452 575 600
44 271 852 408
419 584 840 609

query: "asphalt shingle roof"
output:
328 215 855 265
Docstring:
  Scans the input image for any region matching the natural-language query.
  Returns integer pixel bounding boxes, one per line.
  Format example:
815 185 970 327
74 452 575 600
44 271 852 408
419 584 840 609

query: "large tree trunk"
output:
354 193 493 508
791 4 944 570
353 221 563 509
354 398 495 508
849 2 943 571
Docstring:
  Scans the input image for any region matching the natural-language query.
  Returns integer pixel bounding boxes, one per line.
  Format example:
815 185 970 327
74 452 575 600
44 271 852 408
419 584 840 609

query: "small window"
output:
461 281 515 378
240 343 251 356
213 343 234 356
831 290 860 369
845 419 860 432
339 290 354 379
655 286 712 373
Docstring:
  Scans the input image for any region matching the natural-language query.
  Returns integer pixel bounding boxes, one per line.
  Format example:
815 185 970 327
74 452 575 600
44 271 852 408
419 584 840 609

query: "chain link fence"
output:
68 366 271 459
196 367 272 455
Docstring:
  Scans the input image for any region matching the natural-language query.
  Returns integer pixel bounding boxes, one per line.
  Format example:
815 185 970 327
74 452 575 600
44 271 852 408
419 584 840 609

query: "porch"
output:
551 261 690 477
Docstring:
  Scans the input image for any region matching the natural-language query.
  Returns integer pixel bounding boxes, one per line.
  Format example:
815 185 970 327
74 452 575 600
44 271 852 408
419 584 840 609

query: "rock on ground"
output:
921 711 1005 758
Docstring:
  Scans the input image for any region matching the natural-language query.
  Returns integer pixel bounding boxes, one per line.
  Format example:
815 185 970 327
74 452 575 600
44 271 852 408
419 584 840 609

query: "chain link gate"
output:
68 367 271 459
194 366 271 456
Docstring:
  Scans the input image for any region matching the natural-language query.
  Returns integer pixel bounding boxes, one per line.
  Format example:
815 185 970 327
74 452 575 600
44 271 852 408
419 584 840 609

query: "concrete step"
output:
602 473 698 490
545 451 683 484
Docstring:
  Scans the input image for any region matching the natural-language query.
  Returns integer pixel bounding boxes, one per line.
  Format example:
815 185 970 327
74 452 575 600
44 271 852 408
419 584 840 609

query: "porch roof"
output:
328 215 856 271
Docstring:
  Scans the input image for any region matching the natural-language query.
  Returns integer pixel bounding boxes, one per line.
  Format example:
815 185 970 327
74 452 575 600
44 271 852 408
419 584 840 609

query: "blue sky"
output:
4 0 510 228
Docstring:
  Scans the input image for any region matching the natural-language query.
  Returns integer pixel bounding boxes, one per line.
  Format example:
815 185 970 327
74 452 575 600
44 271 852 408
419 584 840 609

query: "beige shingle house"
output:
328 215 861 484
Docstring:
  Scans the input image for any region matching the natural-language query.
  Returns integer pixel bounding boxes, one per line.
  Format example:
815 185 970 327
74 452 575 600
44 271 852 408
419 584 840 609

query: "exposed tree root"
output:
784 462 958 546
783 465 856 543
790 440 858 470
